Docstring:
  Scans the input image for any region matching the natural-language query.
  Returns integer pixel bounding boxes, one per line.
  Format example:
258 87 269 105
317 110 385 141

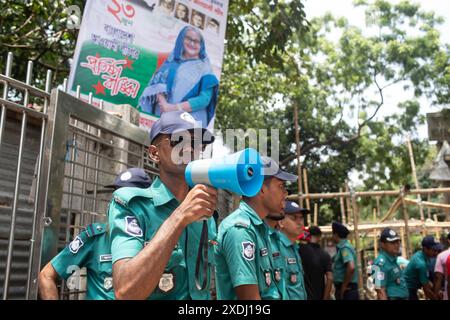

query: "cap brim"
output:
103 184 117 189
170 128 215 144
274 170 298 182
385 236 401 242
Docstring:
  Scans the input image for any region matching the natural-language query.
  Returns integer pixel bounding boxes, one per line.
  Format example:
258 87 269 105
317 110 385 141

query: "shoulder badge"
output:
124 216 143 237
69 236 84 254
242 241 255 261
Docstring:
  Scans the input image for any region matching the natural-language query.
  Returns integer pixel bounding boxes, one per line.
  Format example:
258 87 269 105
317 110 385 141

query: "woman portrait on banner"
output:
139 26 219 127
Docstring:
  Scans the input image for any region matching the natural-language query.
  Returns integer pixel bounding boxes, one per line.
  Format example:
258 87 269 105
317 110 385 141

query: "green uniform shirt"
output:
214 201 282 300
51 223 114 300
403 251 430 290
373 250 408 299
278 231 307 300
108 177 216 300
332 239 358 284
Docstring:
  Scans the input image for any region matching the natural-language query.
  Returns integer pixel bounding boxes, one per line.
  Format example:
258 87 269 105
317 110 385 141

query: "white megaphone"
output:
185 148 264 197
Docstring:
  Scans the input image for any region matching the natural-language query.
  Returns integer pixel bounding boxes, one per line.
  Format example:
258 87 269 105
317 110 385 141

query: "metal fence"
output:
0 52 158 299
0 52 235 300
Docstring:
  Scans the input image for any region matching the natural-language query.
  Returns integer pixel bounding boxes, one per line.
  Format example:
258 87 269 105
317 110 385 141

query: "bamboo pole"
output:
314 202 318 226
434 214 440 239
339 187 346 224
285 187 450 201
407 137 425 223
373 208 378 257
345 181 353 225
379 196 402 223
316 220 450 233
303 168 311 211
350 191 364 300
400 188 412 258
376 197 381 218
400 227 407 258
427 194 432 220
403 198 450 210
303 168 312 226
293 104 303 209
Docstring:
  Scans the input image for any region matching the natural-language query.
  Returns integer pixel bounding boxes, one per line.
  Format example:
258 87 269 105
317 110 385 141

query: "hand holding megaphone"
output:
175 184 218 224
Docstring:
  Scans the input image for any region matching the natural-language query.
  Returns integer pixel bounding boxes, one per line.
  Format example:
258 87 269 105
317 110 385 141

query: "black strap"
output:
195 220 209 291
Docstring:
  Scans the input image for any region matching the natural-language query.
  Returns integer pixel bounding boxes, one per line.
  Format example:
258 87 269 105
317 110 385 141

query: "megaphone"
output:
185 148 264 197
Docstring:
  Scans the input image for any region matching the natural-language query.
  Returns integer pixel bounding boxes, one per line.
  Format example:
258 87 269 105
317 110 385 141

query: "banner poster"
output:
68 0 229 131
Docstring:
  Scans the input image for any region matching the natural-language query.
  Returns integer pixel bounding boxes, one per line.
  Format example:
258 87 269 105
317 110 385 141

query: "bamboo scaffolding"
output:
434 214 440 239
380 196 402 223
373 208 378 257
339 187 346 224
286 187 450 200
407 137 425 223
314 202 318 226
403 198 450 210
317 220 450 233
303 168 312 226
400 189 412 258
350 191 364 300
293 105 303 209
400 227 407 258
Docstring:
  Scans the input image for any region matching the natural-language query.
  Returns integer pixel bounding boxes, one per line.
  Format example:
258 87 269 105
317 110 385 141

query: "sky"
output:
213 0 449 161
303 0 450 140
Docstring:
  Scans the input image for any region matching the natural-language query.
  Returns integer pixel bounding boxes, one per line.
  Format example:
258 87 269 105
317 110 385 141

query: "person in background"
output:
298 225 333 300
139 26 219 127
214 157 297 300
372 228 409 300
403 235 442 300
331 221 359 300
38 168 152 300
434 232 450 300
108 111 217 300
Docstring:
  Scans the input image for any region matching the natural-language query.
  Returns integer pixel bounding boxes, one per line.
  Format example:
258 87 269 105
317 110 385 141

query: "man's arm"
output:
423 282 438 300
235 285 261 300
38 262 60 300
112 185 217 300
433 272 443 300
340 261 355 298
323 271 333 300
375 287 388 300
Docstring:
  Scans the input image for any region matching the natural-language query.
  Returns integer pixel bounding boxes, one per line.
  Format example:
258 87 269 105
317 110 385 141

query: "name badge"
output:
159 273 175 293
264 271 271 286
287 258 297 265
99 254 112 262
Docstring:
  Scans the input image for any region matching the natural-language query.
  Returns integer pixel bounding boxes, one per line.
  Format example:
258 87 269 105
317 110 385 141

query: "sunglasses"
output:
154 137 207 151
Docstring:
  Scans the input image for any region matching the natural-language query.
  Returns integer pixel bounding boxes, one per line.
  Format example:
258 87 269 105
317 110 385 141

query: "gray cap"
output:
261 156 297 182
149 111 214 145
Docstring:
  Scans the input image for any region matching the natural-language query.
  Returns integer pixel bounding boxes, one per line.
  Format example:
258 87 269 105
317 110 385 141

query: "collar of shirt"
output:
239 201 264 227
337 239 348 249
279 231 294 248
268 225 280 238
379 249 397 263
418 250 430 264
151 177 178 207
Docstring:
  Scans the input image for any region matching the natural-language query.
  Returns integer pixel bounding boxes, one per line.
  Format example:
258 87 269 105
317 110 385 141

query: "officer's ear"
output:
149 145 160 164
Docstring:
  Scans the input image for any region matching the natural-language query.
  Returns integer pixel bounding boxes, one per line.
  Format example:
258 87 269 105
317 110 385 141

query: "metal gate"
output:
0 53 158 299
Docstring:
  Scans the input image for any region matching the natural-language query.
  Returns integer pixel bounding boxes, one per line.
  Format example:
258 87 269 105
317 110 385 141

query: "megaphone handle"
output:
195 220 209 291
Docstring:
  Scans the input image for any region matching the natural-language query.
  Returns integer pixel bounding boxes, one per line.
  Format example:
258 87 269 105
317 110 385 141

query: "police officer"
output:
331 221 359 300
214 157 297 299
38 167 152 300
108 111 218 300
276 200 308 300
403 235 442 300
372 228 408 300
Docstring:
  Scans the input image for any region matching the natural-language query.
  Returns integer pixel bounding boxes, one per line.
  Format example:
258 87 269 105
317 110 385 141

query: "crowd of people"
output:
37 111 450 300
